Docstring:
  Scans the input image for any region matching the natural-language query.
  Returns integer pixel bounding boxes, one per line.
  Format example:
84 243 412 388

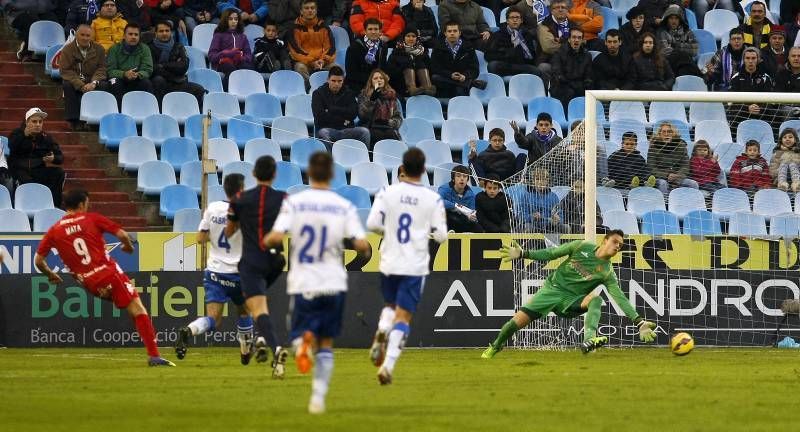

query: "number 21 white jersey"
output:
198 200 242 274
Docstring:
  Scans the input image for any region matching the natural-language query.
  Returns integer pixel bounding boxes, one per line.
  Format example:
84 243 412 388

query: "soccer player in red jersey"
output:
33 189 175 367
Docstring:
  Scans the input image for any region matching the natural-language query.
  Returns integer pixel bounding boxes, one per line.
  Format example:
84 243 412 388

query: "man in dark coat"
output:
429 21 486 98
550 27 592 108
592 29 634 90
8 109 66 207
148 20 206 104
485 7 543 79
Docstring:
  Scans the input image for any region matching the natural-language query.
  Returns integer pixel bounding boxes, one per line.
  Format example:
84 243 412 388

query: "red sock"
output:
133 313 160 357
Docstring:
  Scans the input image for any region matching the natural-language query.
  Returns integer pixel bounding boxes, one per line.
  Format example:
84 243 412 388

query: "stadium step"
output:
0 61 26 74
0 84 54 99
0 73 37 85
0 119 69 132
1 98 62 109
0 107 65 120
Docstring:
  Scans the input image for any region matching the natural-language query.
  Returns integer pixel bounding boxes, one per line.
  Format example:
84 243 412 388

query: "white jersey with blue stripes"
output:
198 200 242 274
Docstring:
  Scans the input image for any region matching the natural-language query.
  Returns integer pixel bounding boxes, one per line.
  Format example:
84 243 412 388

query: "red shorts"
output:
83 266 138 309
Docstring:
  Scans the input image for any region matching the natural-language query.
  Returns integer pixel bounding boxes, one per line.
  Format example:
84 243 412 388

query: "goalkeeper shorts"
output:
520 286 586 320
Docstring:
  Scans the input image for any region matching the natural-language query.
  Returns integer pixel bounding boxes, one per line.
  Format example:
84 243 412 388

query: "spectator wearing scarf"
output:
357 69 403 147
148 20 206 104
705 28 745 91
345 18 390 91
387 25 436 96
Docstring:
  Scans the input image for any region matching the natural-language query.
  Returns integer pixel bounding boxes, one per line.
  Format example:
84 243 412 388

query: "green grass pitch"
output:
2 347 798 431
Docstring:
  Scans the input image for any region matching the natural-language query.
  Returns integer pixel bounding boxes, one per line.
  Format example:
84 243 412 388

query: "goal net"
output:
504 90 800 350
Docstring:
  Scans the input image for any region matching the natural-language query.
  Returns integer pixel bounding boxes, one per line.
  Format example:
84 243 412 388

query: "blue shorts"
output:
380 275 425 313
238 257 284 299
203 270 245 306
289 292 346 340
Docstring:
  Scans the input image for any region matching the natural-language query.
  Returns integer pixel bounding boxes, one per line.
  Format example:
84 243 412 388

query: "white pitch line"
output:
30 353 140 362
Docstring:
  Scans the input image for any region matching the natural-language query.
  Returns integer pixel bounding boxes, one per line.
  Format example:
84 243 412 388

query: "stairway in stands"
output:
0 23 167 231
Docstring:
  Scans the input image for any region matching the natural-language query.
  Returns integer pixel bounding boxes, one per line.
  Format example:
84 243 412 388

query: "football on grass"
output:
671 332 694 356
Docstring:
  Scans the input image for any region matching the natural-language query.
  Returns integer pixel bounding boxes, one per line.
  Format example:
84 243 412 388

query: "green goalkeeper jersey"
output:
525 240 639 321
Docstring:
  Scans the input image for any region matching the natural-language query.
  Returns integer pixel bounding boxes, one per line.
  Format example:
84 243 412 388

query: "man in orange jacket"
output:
569 0 604 50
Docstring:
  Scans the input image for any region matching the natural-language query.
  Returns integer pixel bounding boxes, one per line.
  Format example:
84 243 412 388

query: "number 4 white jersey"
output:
198 200 242 274
367 182 448 276
272 188 366 295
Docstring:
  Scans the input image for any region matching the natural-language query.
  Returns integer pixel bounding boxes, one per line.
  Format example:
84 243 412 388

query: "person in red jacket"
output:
689 140 724 194
350 0 405 42
729 140 773 195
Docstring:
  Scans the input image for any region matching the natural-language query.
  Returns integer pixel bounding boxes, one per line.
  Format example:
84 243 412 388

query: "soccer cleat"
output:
255 337 269 364
581 336 609 354
148 356 176 367
369 331 387 367
175 326 190 360
240 340 255 365
377 365 392 385
295 331 314 374
308 399 326 415
481 344 500 359
272 346 289 379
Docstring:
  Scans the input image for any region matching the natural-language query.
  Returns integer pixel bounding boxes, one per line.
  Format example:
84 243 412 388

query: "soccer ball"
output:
670 332 694 356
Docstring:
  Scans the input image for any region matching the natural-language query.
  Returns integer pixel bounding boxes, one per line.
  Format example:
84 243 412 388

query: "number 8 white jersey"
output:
198 201 242 274
367 182 448 276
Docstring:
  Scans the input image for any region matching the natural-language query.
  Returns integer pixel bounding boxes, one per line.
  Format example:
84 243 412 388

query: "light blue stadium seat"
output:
508 74 546 105
441 118 480 151
118 136 157 172
351 162 389 195
122 91 160 123
728 212 767 236
447 96 486 129
268 70 306 103
99 113 137 149
330 25 351 50
179 161 220 193
695 120 733 148
482 119 515 142
335 185 372 209
609 101 647 124
416 139 453 169
599 6 619 32
712 187 750 219
602 210 640 234
222 161 257 189
682 209 722 235
780 120 800 135
160 137 199 171
331 162 348 189
45 44 62 78
653 119 692 146
684 8 698 30
80 91 119 124
285 94 314 127
137 160 177 195
770 213 800 236
392 165 431 186
142 114 180 147
160 184 199 219
287 184 310 195
567 96 605 124
191 23 216 55
188 68 223 93
14 183 54 217
172 208 202 232
753 189 792 218
596 186 625 216
202 92 241 123
406 96 445 128
714 142 743 172
244 93 282 126
357 207 370 226
227 114 266 148
481 6 497 29
244 24 264 49
28 21 65 55
704 9 740 40
184 114 224 146
611 0 637 21
208 138 241 170
598 140 620 157
470 73 506 106
162 91 200 124
399 117 435 146
432 162 459 186
0 209 31 232
641 210 681 235
627 187 666 218
0 184 11 209
336 49 347 71
208 184 226 202
737 119 775 145
290 138 327 170
649 102 688 124
475 50 488 74
373 139 408 172
185 46 207 71
228 69 267 102
488 96 526 124
668 187 707 219
309 71 329 93
461 139 490 165
332 139 370 171
1 135 8 156
609 119 649 149
33 208 66 232
244 138 282 163
696 51 714 70
273 161 303 191
528 96 568 128
693 29 717 55
271 116 309 149
673 75 707 92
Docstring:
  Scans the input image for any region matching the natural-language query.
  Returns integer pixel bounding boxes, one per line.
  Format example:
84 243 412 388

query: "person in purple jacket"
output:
208 9 253 77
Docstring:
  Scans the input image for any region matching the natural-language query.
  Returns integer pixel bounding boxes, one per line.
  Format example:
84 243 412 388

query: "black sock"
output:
255 314 278 353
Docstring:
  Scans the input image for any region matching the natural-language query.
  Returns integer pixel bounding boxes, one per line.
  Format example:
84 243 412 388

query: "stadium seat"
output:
357 207 370 226
244 93 282 126
508 74 546 105
332 139 370 170
475 50 489 75
172 208 202 232
1 136 8 156
599 6 619 32
779 120 800 135
185 46 207 71
28 21 65 55
753 189 792 218
602 210 640 234
609 101 647 124
160 184 199 219
611 0 637 21
696 52 714 70
461 139 490 165
567 97 606 124
447 96 486 129
714 142 743 173
609 119 649 149
79 91 118 124
32 208 66 232
179 161 220 193
184 114 224 147
770 213 800 236
142 114 180 147
243 138 282 163
203 92 241 123
273 161 303 191
480 6 497 29
627 187 666 218
222 161 257 189
712 187 751 219
285 94 314 127
268 70 306 103
528 97 568 128
335 185 372 209
188 68 224 93
693 29 717 54
162 91 200 124
728 212 767 236
596 186 625 217
682 209 722 235
551 185 571 201
373 139 408 172
336 49 347 72
392 165 431 186
668 187 707 219
684 8 698 30
0 185 11 209
137 160 177 195
432 162 459 186
736 119 775 145
673 75 707 92
482 119 516 143
470 73 506 106
331 162 348 189
118 136 157 172
416 139 453 169
228 69 266 102
704 9 740 40
290 138 327 170
244 24 263 50
406 96 445 128
208 184 226 202
227 114 266 148
309 71 329 93
330 25 351 50
488 97 526 124
695 120 733 148
160 137 199 171
649 102 688 124
99 113 137 149
122 91 160 123
14 183 54 217
689 102 727 124
208 138 241 170
641 210 681 235
45 44 61 78
287 184 310 195
653 119 692 147
191 23 216 55
271 116 309 149
399 117 436 146
441 118 480 151
0 209 31 232
351 162 389 195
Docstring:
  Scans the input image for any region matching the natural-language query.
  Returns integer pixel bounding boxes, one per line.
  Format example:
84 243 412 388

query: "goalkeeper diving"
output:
481 229 657 357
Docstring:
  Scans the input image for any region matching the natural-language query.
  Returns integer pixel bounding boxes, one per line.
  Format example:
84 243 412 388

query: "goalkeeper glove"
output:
637 320 657 343
499 240 523 262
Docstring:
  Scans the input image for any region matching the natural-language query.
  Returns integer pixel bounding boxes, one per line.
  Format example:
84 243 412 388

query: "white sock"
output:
187 317 214 335
312 349 334 403
378 307 396 334
382 322 409 373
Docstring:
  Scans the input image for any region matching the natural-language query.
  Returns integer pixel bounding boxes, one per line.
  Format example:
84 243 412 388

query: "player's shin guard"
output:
583 297 603 341
133 313 160 357
255 313 278 353
381 322 409 373
490 320 519 351
237 316 254 351
311 349 334 406
187 316 216 336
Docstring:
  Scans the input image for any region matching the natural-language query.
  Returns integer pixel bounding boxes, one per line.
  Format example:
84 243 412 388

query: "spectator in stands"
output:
568 0 604 51
760 25 787 78
691 0 743 29
630 32 674 90
7 108 65 207
183 0 219 34
429 21 487 98
0 126 12 191
208 9 253 77
438 0 491 48
217 0 269 25
438 165 483 233
786 9 800 51
560 178 587 233
704 27 745 91
312 66 371 148
60 24 111 131
636 0 678 26
345 18 390 91
606 131 653 190
550 27 592 108
387 25 437 96
689 140 724 194
148 21 206 104
400 0 439 48
776 47 800 93
288 0 336 81
548 121 585 186
781 1 799 25
729 47 774 121
357 69 403 147
593 29 634 90
741 0 772 49
92 0 128 52
66 0 101 34
107 23 155 104
252 19 293 74
267 0 302 36
511 112 562 165
467 130 517 181
729 140 772 195
1 0 59 60
350 0 405 43
647 121 697 193
115 0 146 27
657 4 700 77
517 168 566 233
513 0 548 29
475 174 510 233
770 129 800 192
485 7 544 79
537 0 575 67
620 6 651 53
148 0 189 45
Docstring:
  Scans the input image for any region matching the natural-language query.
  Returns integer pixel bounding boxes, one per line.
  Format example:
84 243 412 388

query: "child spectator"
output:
208 9 253 77
770 129 800 192
729 140 773 194
511 112 562 167
438 165 483 233
400 0 438 48
606 131 654 189
475 174 510 233
516 168 566 233
252 20 292 74
689 140 725 194
560 179 585 234
468 129 517 182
